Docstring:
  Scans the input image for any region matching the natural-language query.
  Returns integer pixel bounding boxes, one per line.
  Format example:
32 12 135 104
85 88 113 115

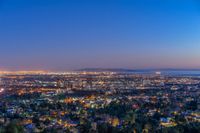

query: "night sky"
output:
0 0 200 71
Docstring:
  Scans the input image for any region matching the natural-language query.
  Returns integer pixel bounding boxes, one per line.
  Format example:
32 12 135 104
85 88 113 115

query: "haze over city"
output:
0 0 200 71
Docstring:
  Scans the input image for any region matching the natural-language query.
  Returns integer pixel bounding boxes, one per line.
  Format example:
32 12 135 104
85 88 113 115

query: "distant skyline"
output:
0 0 200 71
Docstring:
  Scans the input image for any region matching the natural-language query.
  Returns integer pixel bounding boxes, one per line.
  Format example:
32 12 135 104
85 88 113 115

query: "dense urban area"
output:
0 71 199 133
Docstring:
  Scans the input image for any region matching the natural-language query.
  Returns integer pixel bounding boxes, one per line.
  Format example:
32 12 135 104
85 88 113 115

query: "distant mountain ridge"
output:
78 68 135 72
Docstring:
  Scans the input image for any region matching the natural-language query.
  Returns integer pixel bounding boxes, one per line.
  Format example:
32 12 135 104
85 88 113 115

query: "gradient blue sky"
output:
0 0 200 71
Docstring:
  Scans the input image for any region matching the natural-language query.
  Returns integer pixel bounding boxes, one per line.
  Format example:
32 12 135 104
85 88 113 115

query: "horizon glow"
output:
0 0 200 71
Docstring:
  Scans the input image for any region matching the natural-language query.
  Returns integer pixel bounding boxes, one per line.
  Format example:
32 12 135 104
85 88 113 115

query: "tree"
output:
185 101 197 111
5 121 24 133
143 123 153 133
124 111 136 125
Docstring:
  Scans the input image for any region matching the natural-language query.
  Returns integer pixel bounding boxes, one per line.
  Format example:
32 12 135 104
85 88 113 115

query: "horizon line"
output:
1 67 200 72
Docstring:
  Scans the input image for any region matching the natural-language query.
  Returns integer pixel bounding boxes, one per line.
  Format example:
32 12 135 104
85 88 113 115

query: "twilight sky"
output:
0 0 200 71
